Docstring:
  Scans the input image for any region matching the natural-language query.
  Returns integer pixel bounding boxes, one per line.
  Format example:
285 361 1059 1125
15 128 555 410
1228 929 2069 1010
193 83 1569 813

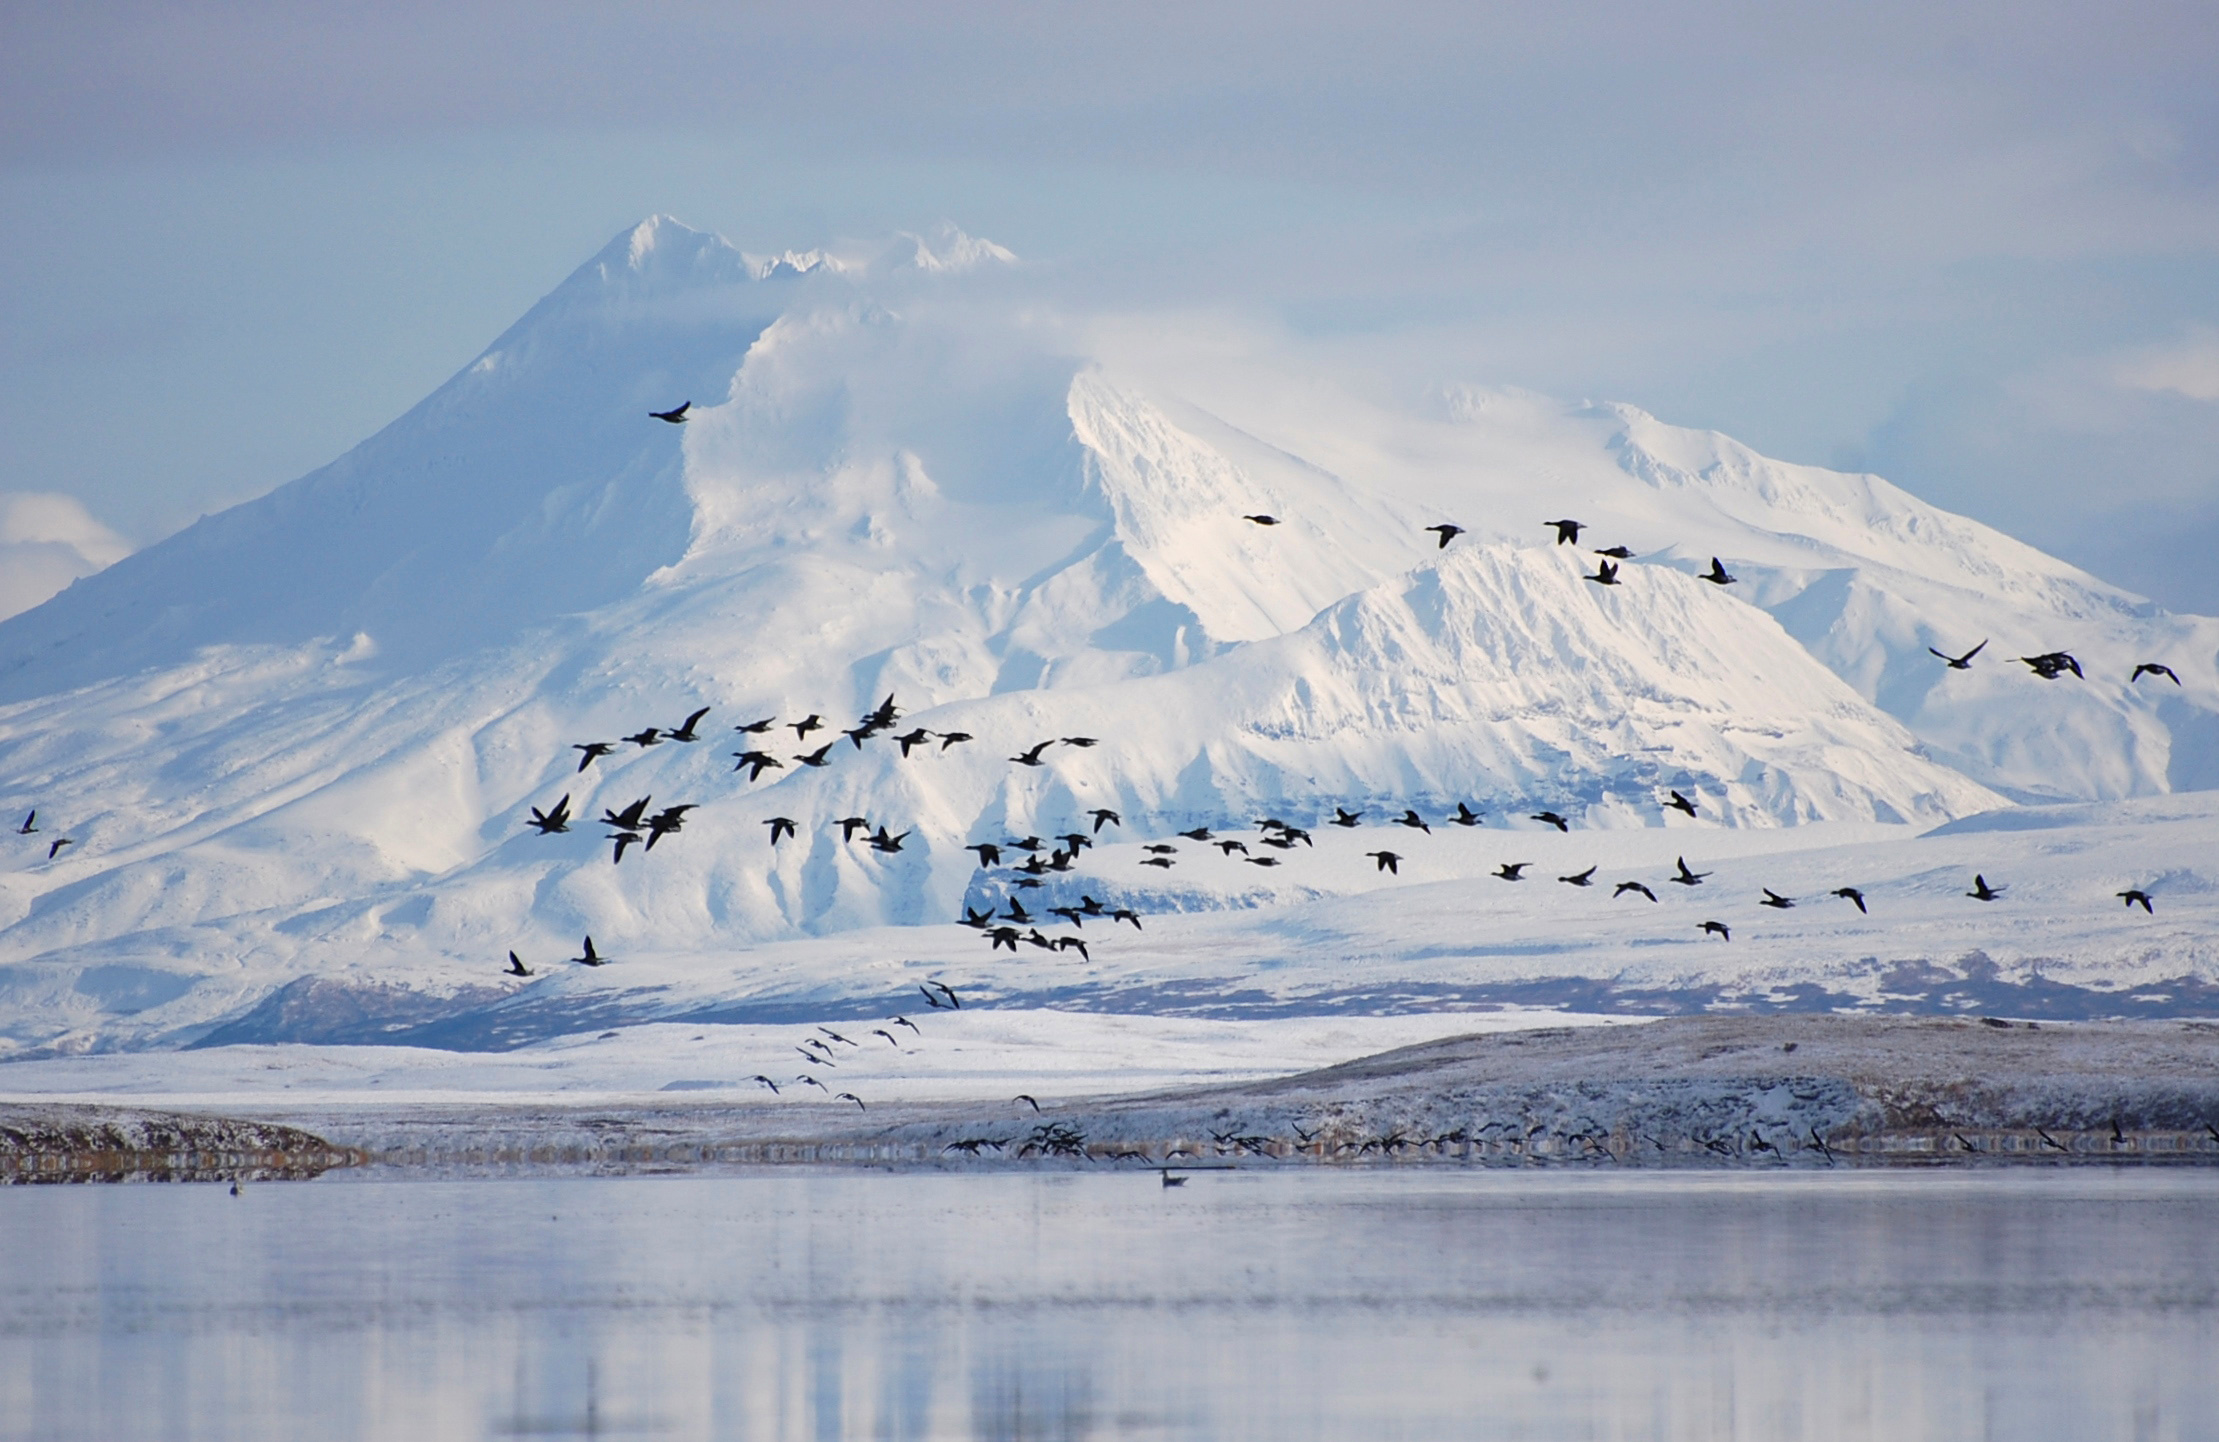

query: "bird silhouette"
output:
572 935 607 967
2132 663 2182 685
920 984 946 1008
796 1075 829 1092
1010 741 1053 766
1079 896 1106 915
966 842 1003 867
1615 881 1658 902
1699 557 1736 585
1140 856 1175 868
1670 857 1710 886
818 1027 859 1048
894 728 932 757
937 731 973 749
1171 828 1208 842
1585 559 1620 585
1700 920 1731 940
623 728 663 747
608 831 642 864
731 750 783 779
1090 808 1122 832
841 725 877 749
1366 851 1401 874
1061 736 1098 748
1559 866 1596 887
666 707 710 742
1424 523 1465 548
649 402 691 423
1242 514 1279 526
643 805 693 850
1592 545 1634 559
2118 889 2155 913
734 716 776 734
1015 1094 1041 1112
1665 791 1697 817
1832 886 1867 914
1057 832 1093 852
1759 888 1794 909
1531 811 1569 832
1396 809 1431 833
601 797 652 831
869 828 910 854
2018 652 2083 680
527 796 573 834
932 981 961 1009
1245 855 1280 868
571 742 615 772
1929 640 1987 670
837 816 872 843
988 926 1019 952
1494 862 1529 880
752 1075 781 1094
505 951 533 977
1331 808 1363 827
1009 835 1045 852
790 714 824 739
1449 803 1483 826
1216 839 1250 855
14 811 34 835
835 1093 866 1110
765 817 797 845
1113 908 1143 929
1548 519 1584 545
1967 874 2004 901
961 907 993 929
794 743 834 767
894 1015 921 1034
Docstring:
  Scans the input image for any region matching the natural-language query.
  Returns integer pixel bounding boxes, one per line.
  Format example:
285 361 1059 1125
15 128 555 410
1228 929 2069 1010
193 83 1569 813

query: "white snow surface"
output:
0 217 2215 1065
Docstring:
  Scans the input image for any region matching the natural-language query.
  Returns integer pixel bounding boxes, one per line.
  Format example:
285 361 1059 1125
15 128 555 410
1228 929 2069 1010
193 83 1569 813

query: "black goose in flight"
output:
1396 810 1431 833
1592 544 1634 559
1548 519 1584 545
794 743 835 767
649 402 690 423
601 797 652 831
526 796 573 835
1112 908 1143 929
1759 888 1794 909
1140 856 1175 869
1424 523 1465 548
608 830 642 864
1615 881 1657 902
765 817 797 845
1665 790 1697 817
2118 889 2154 913
14 811 34 835
1699 557 1736 585
837 816 872 843
1090 808 1122 832
1178 828 1213 841
752 1075 780 1094
1700 920 1731 940
790 714 824 739
1060 736 1098 748
734 716 776 734
1331 808 1363 827
731 750 782 779
1929 640 1986 670
965 842 1003 867
1967 874 2004 901
505 951 532 977
1832 886 1867 914
643 805 694 850
2131 663 2181 685
1559 866 1596 887
623 728 664 747
1494 862 1528 880
1585 559 1620 586
1243 513 1279 526
934 730 973 749
666 707 710 742
2018 651 2082 680
1010 741 1053 766
571 742 615 772
1670 856 1709 886
1366 851 1401 874
1449 803 1482 826
894 728 932 757
1531 811 1569 832
572 935 608 967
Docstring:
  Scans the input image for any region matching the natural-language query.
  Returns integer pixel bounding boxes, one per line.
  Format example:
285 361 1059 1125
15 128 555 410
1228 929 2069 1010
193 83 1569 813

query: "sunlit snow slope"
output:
0 217 2212 1057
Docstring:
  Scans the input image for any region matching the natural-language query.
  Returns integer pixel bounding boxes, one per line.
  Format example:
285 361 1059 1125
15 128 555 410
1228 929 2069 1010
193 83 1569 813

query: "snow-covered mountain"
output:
0 216 2212 1058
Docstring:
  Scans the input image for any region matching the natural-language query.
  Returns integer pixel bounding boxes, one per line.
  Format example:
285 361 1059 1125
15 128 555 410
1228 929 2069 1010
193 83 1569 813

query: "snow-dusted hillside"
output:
0 216 2212 1059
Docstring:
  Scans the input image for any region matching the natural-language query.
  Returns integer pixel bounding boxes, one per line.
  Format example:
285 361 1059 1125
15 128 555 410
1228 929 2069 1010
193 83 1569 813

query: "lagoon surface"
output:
1 1169 2214 1441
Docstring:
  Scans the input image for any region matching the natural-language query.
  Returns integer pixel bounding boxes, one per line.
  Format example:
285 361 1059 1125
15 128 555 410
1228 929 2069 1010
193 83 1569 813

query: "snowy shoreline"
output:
7 1015 2215 1180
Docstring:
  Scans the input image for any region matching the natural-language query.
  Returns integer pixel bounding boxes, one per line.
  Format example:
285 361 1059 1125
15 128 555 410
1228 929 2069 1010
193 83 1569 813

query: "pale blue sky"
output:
5 1 2217 607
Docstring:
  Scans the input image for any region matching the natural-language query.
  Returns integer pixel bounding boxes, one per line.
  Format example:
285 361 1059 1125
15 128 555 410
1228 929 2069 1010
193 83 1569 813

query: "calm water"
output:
1 1168 2214 1440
